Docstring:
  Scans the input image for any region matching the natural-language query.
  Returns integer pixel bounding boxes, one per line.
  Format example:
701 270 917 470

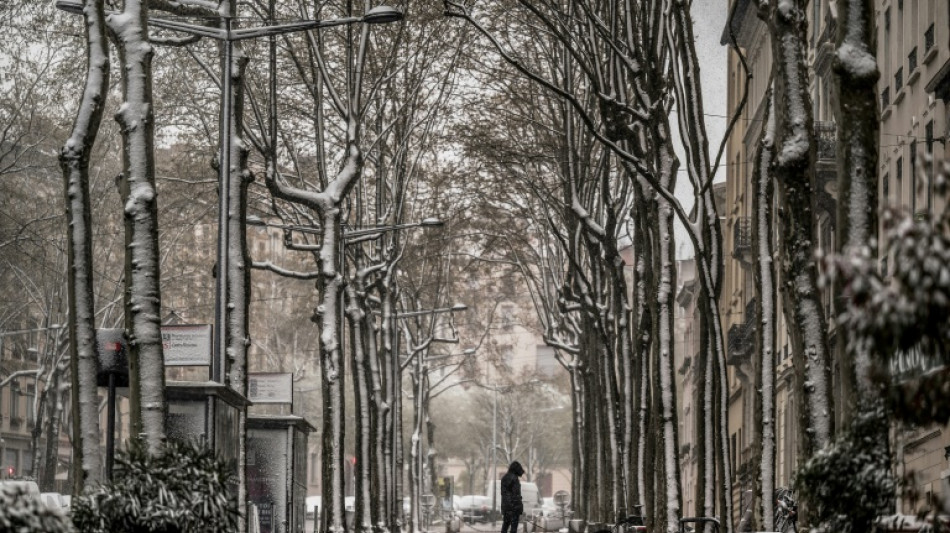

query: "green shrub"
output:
72 439 239 533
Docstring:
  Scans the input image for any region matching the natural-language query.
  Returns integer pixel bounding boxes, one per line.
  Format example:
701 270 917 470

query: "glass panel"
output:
293 429 308 532
214 398 239 466
248 428 289 533
22 451 32 476
166 400 208 445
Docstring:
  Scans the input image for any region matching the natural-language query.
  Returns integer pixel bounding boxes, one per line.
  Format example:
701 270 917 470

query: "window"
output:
883 173 890 204
926 121 934 212
731 433 737 472
10 382 19 422
926 120 934 154
908 47 917 74
26 385 35 425
896 157 904 205
21 451 31 477
895 67 903 91
911 143 919 212
499 304 515 330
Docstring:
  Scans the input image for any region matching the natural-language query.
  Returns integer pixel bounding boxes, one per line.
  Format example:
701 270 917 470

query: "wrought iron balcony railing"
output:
733 217 752 257
815 121 837 161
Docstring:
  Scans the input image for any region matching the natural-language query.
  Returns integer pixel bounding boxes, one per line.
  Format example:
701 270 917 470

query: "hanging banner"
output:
162 324 212 366
248 373 294 404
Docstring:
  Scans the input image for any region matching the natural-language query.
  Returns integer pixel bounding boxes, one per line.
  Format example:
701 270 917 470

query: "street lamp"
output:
57 0 403 384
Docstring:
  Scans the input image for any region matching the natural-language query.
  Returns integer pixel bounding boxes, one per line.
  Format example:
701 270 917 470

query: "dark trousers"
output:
501 511 520 533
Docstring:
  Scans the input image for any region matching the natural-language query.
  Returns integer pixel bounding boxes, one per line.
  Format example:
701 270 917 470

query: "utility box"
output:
247 415 314 533
165 380 249 494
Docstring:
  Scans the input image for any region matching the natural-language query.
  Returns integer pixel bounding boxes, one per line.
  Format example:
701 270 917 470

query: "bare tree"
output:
59 0 109 491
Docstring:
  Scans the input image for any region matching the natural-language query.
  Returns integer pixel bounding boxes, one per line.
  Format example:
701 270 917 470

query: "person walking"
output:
501 461 525 533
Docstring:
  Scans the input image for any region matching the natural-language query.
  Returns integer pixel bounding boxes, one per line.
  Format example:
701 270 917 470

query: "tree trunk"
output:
752 89 777 531
347 284 373 533
833 0 880 416
219 2 253 523
60 0 109 491
765 0 834 465
110 0 166 453
654 142 683 533
317 210 348 533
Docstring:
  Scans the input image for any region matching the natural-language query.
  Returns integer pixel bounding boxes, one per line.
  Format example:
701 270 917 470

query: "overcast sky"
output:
674 1 730 259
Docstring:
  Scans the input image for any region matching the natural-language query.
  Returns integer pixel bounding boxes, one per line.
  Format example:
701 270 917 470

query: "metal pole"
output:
213 18 233 384
491 368 497 526
106 372 116 480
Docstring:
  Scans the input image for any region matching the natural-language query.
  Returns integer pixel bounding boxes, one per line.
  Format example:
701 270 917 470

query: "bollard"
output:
445 516 461 533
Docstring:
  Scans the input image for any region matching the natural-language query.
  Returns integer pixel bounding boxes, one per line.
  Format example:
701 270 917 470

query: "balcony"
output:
815 121 837 161
924 24 938 64
727 299 757 366
732 217 752 259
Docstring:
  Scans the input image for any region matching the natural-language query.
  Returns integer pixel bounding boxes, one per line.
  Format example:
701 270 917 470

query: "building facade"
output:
703 0 950 521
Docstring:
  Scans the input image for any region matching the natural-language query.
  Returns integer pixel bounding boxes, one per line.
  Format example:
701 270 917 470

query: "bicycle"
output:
774 488 798 533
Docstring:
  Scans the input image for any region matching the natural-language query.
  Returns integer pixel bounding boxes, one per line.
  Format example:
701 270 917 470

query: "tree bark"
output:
110 0 166 454
752 88 777 532
833 0 880 417
60 0 109 491
765 0 834 493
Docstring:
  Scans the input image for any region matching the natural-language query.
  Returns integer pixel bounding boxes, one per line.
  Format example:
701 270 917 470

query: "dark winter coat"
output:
500 461 525 515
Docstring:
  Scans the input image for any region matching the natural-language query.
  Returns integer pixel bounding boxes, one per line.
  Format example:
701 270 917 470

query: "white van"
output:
487 480 543 517
0 480 41 501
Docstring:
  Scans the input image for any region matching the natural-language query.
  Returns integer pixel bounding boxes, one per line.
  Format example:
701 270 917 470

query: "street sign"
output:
248 373 294 404
162 324 212 366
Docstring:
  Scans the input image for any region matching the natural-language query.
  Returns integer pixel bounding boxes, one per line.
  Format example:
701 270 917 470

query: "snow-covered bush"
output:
0 484 75 532
795 404 895 533
71 439 239 533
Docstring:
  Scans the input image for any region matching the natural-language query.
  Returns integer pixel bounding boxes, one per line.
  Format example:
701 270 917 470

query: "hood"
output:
507 461 524 476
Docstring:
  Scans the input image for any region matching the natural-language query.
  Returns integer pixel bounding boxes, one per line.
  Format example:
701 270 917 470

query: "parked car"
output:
459 494 493 523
